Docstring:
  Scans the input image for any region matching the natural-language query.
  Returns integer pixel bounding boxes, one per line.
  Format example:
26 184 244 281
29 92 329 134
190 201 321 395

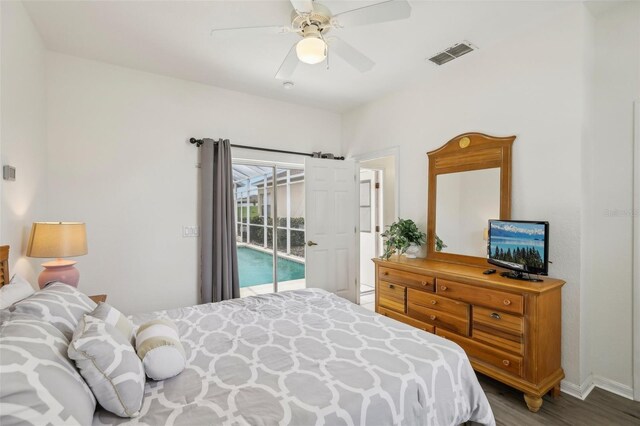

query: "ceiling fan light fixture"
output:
296 36 326 64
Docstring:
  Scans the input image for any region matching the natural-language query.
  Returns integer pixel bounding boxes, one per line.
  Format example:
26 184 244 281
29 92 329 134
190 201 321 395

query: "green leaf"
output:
379 218 426 259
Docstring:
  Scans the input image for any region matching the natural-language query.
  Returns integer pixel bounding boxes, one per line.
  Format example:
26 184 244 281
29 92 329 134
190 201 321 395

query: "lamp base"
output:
38 259 80 289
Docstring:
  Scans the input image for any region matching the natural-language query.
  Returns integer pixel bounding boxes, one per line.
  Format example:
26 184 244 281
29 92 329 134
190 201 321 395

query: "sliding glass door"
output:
275 167 306 290
233 162 305 296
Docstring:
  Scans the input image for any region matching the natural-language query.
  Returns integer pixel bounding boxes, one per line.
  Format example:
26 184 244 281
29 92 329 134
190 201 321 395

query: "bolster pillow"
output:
135 319 186 380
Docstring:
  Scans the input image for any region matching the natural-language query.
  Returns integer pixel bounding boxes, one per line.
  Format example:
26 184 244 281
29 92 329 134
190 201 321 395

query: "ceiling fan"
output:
211 0 412 80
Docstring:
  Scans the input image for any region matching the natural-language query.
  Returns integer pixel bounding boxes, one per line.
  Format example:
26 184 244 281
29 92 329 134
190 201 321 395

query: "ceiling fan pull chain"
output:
320 32 329 70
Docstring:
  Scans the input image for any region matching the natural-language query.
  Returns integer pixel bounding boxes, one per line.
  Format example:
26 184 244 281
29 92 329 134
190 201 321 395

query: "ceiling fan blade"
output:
290 0 314 14
329 38 375 73
211 25 291 38
275 44 299 80
332 0 411 28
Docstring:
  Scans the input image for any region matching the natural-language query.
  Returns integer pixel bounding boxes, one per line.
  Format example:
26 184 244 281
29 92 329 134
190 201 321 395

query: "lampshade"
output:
26 222 88 258
296 37 326 64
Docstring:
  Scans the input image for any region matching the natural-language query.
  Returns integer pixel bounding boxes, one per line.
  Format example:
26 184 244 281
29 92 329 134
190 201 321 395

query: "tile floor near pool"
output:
237 244 376 311
239 278 307 298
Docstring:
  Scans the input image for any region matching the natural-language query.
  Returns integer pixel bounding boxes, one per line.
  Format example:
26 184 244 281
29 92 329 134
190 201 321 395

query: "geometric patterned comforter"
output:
93 289 495 426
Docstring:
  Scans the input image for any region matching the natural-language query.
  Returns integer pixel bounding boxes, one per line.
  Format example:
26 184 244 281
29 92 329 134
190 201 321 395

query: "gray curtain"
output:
201 138 240 303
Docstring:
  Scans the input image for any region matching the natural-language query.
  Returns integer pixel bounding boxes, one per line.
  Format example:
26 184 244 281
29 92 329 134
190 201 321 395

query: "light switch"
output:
182 226 200 237
3 165 16 181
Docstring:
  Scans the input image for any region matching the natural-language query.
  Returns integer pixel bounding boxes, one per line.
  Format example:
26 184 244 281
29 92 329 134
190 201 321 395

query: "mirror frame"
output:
426 132 515 266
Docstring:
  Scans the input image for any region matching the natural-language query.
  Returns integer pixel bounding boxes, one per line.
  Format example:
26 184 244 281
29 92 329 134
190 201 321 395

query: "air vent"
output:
429 52 455 66
428 41 476 66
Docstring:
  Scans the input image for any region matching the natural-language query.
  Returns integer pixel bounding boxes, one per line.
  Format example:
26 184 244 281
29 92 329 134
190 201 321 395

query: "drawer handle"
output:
421 281 428 286
429 315 437 321
502 360 510 367
490 312 501 320
440 285 448 291
383 271 389 276
503 299 512 306
388 284 395 289
430 300 437 305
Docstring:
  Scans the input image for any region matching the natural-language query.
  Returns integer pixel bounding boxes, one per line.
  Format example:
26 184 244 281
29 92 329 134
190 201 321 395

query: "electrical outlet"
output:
182 226 200 237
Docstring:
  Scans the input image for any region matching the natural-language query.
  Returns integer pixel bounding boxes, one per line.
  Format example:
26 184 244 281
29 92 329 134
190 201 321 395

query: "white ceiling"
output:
24 1 574 112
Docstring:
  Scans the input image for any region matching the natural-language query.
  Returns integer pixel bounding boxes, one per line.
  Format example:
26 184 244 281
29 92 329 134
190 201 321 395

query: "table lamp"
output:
26 222 88 288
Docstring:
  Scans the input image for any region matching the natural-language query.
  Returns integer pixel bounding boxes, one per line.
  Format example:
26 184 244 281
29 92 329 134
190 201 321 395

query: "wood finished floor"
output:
477 374 640 425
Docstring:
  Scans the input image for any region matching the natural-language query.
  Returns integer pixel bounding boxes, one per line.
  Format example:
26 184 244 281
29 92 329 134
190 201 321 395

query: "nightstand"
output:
89 294 107 304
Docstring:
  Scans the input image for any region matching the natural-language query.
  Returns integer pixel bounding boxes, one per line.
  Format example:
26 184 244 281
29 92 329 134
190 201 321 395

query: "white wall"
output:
342 5 589 387
585 1 640 393
45 53 341 314
0 1 48 285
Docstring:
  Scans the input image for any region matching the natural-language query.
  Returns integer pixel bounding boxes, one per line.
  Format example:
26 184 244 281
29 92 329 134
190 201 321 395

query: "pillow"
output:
68 315 145 418
89 302 135 346
136 319 186 381
11 282 96 340
0 315 96 425
0 274 35 309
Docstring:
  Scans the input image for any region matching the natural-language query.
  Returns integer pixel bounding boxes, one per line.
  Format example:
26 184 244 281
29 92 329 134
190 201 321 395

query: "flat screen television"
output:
487 219 549 281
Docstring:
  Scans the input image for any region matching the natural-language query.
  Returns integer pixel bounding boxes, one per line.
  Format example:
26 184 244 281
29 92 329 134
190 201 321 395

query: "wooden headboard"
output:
0 245 9 287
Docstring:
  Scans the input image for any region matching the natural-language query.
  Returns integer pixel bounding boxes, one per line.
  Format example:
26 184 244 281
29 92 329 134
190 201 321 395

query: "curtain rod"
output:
189 138 345 161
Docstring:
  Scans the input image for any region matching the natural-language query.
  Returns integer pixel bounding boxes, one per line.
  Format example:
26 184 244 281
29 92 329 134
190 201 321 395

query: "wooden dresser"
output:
373 256 565 412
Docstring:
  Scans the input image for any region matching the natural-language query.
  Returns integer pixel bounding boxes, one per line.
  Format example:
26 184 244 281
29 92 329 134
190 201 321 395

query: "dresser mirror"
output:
427 133 515 266
435 168 501 257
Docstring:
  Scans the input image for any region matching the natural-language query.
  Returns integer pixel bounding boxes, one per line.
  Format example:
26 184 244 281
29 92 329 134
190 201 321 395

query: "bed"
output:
0 245 495 425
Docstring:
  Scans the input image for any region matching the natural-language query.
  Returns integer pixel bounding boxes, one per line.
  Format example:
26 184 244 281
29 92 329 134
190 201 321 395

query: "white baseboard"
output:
592 375 634 400
561 375 634 400
561 375 595 400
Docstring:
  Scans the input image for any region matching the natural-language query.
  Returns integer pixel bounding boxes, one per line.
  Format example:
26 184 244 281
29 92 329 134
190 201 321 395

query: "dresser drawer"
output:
408 289 470 318
378 267 435 291
408 304 469 336
378 281 406 313
437 328 523 377
378 307 435 333
473 306 524 335
436 279 524 315
472 328 523 355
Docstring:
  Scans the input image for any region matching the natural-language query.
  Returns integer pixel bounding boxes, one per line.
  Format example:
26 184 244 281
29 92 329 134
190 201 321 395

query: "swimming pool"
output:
237 246 305 287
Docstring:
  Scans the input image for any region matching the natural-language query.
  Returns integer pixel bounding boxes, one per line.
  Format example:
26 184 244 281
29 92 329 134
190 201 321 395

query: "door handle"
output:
307 240 318 247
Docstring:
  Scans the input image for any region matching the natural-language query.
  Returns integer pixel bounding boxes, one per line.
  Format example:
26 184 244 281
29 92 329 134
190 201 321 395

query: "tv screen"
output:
488 220 549 275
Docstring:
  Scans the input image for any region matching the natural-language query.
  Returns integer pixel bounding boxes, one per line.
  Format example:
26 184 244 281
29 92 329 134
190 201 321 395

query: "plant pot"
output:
404 244 421 259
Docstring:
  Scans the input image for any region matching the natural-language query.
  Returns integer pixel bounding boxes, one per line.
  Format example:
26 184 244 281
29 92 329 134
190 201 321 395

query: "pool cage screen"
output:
233 164 305 259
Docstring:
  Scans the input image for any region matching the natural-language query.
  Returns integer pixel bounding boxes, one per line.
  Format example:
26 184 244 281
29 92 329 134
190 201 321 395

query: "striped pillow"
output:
90 302 135 346
135 319 185 381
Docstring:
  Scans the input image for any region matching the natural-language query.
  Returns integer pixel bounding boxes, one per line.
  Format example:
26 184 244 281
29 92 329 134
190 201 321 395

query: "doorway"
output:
232 161 306 297
356 150 399 311
359 169 381 295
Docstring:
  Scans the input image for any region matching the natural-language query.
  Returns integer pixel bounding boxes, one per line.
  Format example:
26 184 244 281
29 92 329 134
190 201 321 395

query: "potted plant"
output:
381 218 426 260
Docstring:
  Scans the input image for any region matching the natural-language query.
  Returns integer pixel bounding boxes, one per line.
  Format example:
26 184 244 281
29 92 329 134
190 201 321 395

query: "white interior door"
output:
305 157 358 302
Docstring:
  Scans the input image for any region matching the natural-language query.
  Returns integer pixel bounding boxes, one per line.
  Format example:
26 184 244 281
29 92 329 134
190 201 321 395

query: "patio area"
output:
239 278 306 298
